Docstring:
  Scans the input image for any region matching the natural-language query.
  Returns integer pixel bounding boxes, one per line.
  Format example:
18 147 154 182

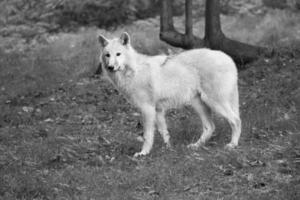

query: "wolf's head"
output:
98 32 132 73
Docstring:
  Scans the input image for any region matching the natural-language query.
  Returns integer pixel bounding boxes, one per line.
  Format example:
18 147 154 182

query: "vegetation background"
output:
0 0 299 199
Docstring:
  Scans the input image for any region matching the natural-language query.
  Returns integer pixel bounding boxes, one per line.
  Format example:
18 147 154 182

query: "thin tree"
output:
160 0 273 66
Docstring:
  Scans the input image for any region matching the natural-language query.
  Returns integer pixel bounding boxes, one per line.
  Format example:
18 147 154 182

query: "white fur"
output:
98 32 242 157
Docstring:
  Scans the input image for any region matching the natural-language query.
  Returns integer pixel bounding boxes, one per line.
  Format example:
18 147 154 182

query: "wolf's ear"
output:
98 34 108 47
120 32 130 46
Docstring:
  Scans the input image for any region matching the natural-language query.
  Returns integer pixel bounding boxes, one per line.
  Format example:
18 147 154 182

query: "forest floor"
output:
0 6 300 200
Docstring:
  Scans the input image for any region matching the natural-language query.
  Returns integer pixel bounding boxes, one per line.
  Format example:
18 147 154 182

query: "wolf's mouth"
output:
107 66 115 72
107 66 121 72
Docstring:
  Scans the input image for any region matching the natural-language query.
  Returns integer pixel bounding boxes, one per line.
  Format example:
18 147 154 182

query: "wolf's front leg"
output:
134 104 156 157
156 109 171 148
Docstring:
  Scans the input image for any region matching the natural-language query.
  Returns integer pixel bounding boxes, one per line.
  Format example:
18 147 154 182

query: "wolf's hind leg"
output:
188 96 215 149
156 108 171 147
134 104 156 157
208 100 241 148
227 86 242 148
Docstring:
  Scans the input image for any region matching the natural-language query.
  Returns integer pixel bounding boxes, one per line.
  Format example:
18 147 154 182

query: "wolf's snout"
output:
107 65 114 71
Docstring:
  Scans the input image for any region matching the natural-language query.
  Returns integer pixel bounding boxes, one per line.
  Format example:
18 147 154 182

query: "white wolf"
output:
98 32 241 157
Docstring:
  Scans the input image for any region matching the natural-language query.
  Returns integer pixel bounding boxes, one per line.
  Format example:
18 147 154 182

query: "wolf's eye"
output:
105 53 110 58
116 53 121 56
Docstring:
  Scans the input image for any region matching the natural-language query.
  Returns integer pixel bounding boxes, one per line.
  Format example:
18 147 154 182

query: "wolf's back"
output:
167 48 236 74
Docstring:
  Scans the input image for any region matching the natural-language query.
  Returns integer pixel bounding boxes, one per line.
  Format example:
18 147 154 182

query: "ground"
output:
0 5 300 200
0 45 299 200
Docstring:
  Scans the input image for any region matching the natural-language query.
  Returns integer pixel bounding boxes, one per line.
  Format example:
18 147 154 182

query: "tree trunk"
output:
204 0 272 64
204 0 224 44
159 0 273 66
159 0 204 49
185 0 193 39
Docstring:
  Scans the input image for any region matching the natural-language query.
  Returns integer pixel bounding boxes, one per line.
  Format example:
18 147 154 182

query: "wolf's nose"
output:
107 66 114 71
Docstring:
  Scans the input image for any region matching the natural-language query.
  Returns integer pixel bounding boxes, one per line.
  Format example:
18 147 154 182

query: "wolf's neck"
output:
127 47 148 68
112 48 148 92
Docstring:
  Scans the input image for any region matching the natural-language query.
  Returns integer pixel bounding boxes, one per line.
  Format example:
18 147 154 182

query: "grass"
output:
0 68 299 199
0 7 300 200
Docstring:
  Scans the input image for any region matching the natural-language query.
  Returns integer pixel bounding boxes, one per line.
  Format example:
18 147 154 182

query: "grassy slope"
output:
0 9 300 200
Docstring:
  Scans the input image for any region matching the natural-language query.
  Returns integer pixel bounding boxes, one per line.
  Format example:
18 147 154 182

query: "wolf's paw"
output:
225 142 238 149
133 150 149 158
165 141 172 149
187 142 202 150
136 136 145 142
162 142 174 152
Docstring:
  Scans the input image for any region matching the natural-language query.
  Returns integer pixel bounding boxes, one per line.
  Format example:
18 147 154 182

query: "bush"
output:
55 0 161 29
0 0 162 36
262 0 288 9
55 0 132 29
